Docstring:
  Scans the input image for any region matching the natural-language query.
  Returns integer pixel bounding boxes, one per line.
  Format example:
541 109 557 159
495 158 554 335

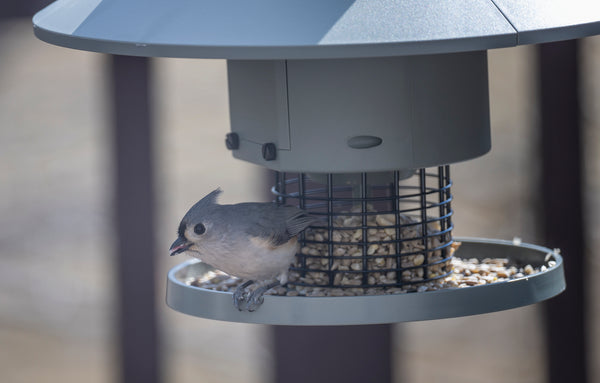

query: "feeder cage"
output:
274 169 455 292
32 0 600 325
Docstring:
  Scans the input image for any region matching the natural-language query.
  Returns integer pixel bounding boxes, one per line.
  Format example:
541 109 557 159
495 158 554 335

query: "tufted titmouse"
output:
169 188 316 311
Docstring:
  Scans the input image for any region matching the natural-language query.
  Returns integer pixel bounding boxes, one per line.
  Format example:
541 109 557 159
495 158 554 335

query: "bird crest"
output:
184 188 222 220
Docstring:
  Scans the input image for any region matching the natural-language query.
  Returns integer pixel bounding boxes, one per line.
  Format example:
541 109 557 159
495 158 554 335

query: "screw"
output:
262 143 277 161
225 133 239 150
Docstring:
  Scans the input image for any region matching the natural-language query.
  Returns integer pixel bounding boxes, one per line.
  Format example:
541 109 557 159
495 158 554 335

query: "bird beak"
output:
169 237 191 256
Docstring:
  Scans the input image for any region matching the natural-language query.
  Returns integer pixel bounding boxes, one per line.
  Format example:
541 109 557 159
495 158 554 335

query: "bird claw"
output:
232 290 247 311
232 280 279 312
233 280 253 311
243 291 265 312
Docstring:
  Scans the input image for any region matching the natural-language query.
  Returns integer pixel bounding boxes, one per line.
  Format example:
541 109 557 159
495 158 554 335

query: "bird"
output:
169 188 316 311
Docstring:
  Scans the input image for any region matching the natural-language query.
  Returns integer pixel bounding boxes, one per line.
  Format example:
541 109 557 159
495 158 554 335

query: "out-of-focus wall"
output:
583 36 600 383
0 19 114 383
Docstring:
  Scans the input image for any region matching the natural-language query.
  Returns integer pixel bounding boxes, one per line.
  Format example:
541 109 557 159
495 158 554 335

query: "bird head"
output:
169 188 222 256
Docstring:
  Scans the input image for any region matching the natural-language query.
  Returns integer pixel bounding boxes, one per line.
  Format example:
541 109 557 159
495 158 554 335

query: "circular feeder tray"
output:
166 238 565 325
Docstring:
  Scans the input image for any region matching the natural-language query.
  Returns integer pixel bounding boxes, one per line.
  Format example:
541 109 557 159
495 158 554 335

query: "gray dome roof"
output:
33 0 600 59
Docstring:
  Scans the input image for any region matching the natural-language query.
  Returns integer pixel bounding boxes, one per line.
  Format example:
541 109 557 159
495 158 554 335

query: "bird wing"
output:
243 204 316 247
284 208 318 237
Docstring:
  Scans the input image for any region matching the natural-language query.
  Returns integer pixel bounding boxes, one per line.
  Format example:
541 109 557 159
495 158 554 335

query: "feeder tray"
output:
166 238 565 325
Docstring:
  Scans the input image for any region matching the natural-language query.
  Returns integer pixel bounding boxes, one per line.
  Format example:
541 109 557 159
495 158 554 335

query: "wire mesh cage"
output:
273 166 458 293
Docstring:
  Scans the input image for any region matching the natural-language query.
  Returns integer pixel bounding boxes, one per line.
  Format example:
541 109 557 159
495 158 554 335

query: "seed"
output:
351 263 362 271
314 233 324 242
376 214 395 226
524 264 535 275
429 221 441 231
331 260 340 271
413 254 425 266
332 231 342 242
385 258 395 269
350 250 363 257
367 244 379 255
333 273 343 285
274 286 287 295
387 288 404 294
496 269 509 278
343 218 356 227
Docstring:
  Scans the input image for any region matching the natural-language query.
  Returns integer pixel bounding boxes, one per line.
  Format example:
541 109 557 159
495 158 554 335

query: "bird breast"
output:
196 236 298 282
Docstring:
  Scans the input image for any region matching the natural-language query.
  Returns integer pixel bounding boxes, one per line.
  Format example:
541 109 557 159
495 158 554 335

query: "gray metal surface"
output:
32 0 600 59
493 0 600 45
228 53 490 172
166 238 566 325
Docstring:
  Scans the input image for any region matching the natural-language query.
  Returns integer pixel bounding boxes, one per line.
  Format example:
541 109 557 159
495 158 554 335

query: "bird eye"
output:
194 223 206 235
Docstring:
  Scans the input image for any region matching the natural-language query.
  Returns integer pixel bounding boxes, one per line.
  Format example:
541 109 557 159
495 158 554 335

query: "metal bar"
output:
272 325 393 383
419 169 429 279
394 170 402 284
299 173 308 276
361 172 368 285
109 54 161 383
327 173 334 285
538 40 587 383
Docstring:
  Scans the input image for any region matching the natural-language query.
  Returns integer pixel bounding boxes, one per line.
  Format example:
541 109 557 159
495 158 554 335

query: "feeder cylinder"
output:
227 51 491 172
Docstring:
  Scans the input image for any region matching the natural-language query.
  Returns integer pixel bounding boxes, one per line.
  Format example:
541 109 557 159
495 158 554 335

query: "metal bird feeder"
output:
33 0 600 325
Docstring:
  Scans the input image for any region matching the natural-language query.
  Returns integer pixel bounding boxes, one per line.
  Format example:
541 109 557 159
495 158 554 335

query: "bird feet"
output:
233 280 280 312
233 280 254 310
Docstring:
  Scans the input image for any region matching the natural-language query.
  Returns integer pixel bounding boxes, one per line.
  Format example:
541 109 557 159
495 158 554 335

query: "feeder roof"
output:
33 0 600 59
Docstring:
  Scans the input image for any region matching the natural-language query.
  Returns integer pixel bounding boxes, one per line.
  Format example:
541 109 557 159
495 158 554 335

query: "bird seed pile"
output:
190 255 555 297
287 211 456 289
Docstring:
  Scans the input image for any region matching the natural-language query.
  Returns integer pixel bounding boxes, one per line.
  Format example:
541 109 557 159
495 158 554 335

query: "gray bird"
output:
169 188 316 311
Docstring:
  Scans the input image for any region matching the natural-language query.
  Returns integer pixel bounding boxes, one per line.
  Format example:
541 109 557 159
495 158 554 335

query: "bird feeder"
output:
33 0 600 325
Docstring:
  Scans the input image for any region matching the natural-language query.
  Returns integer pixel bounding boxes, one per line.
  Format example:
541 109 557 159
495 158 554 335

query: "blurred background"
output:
0 3 599 383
